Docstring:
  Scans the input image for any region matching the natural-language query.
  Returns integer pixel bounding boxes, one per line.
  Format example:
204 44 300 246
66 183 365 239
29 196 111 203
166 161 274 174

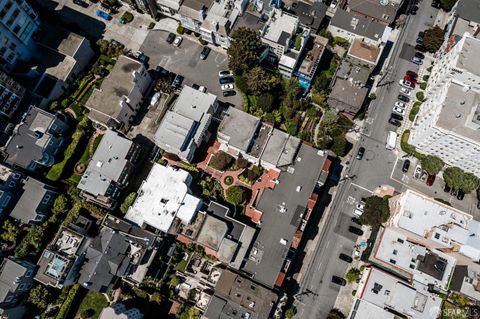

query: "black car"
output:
166 32 175 44
457 190 465 201
351 217 362 225
415 44 426 52
73 0 88 7
398 94 410 102
223 90 236 97
339 253 353 263
172 74 184 88
110 39 124 48
415 52 425 60
200 46 211 60
391 113 403 121
389 118 401 127
444 184 451 193
219 76 234 84
331 276 347 286
356 147 365 160
349 226 364 236
410 5 418 14
191 84 200 90
402 159 411 173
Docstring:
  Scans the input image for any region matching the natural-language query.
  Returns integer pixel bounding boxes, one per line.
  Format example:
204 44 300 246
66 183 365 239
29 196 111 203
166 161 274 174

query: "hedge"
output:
419 82 427 90
55 285 80 319
416 91 425 101
401 130 424 159
422 75 429 82
47 129 86 181
409 101 421 121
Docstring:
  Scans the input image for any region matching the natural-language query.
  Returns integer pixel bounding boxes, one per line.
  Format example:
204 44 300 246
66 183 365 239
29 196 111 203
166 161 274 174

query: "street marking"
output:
402 174 409 183
350 183 374 194
347 196 356 204
316 262 323 271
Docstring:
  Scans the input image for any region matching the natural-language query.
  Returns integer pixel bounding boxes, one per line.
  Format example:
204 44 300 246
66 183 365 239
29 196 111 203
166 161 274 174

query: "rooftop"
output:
125 164 202 233
290 1 327 31
348 0 399 25
218 107 260 153
0 258 32 303
232 11 265 33
179 0 213 19
330 8 386 41
260 129 300 168
262 11 298 45
348 39 381 64
297 36 327 77
38 22 85 57
455 36 480 81
455 0 480 23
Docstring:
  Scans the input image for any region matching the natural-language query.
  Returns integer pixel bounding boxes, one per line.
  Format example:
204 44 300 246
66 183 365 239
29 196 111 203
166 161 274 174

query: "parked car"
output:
395 101 406 108
349 226 364 236
404 75 417 84
223 90 236 97
411 56 423 65
402 159 411 173
331 276 347 286
218 70 233 77
150 92 161 107
356 147 365 160
406 70 418 78
173 36 183 47
420 171 428 182
219 76 234 84
172 74 184 88
191 83 200 90
457 190 465 200
389 118 401 127
399 79 414 89
133 51 148 63
339 253 353 263
413 165 422 179
399 88 411 96
398 94 410 102
451 188 459 197
200 46 211 60
393 106 406 115
415 44 426 52
95 9 112 20
444 184 451 193
426 174 436 186
351 217 362 225
410 5 418 14
73 0 89 7
221 83 234 91
414 52 425 60
166 32 175 44
354 201 365 217
390 113 403 121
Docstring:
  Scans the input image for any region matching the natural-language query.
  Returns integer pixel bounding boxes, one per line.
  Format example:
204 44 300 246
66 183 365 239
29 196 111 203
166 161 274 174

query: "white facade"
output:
409 33 480 175
0 0 40 71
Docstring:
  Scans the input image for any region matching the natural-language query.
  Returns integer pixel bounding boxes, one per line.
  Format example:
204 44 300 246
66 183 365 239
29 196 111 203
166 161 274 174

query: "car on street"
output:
389 118 401 127
223 90 236 97
339 254 353 263
331 276 347 286
219 76 234 84
166 32 175 44
414 52 425 60
426 174 436 186
402 159 411 173
200 46 211 60
393 106 405 115
411 56 423 65
398 94 410 102
218 70 233 77
356 147 365 160
457 190 465 200
150 92 161 107
420 171 428 182
414 165 422 179
95 9 112 20
73 0 89 7
348 226 364 236
444 184 451 193
390 113 403 121
399 88 411 96
395 101 406 108
399 79 414 89
172 74 184 88
173 36 183 47
221 83 234 91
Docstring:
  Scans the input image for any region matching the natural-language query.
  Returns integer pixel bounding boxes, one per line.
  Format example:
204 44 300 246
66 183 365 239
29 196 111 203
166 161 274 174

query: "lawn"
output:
174 258 189 272
75 290 108 319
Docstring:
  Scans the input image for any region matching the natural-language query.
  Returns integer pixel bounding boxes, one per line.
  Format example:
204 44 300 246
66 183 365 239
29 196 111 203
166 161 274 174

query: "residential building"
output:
327 9 389 45
441 0 480 52
156 0 183 17
347 0 401 26
327 61 370 120
179 0 213 33
86 55 152 132
450 265 480 302
204 270 279 319
78 215 159 292
0 163 58 224
78 130 142 210
290 1 327 33
409 33 480 175
349 267 442 319
99 303 144 319
242 144 328 288
260 9 310 77
125 164 202 233
121 0 158 19
0 0 40 71
0 257 35 319
0 70 25 118
347 38 382 67
296 35 327 90
154 86 218 162
35 225 88 289
217 107 301 171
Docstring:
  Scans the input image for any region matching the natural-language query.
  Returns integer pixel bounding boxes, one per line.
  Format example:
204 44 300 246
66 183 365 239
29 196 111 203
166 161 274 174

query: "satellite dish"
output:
379 0 389 5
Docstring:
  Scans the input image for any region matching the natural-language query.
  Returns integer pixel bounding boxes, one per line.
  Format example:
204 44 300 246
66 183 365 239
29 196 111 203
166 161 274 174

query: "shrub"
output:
420 155 444 175
209 151 234 171
257 93 275 113
61 98 70 108
409 102 421 121
234 157 249 169
416 91 425 101
47 129 86 181
55 285 80 319
224 176 234 186
400 130 416 155
422 75 430 82
331 135 347 157
226 186 245 205
120 192 137 214
427 66 433 72
345 268 361 283
419 82 427 90
359 196 390 227
294 33 302 50
122 11 134 23
177 24 185 34
369 92 376 99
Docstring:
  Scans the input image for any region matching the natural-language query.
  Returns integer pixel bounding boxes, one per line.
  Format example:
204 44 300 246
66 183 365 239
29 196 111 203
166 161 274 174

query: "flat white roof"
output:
263 11 297 44
125 164 201 232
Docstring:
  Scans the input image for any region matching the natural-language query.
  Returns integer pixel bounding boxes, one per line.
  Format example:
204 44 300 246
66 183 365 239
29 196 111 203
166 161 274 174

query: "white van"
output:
386 131 398 150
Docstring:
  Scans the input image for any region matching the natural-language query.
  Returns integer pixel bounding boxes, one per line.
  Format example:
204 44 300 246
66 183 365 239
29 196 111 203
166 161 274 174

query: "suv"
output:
331 276 347 286
356 147 365 160
166 33 175 44
219 76 234 84
200 46 211 60
339 253 353 263
349 226 364 236
388 118 401 127
402 159 411 173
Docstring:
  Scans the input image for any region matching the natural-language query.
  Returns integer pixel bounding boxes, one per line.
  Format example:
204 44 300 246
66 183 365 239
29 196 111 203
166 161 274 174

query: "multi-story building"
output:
179 0 212 34
99 303 144 319
0 70 24 118
296 35 327 90
409 33 480 175
442 0 480 53
78 130 142 210
121 0 158 19
0 0 40 71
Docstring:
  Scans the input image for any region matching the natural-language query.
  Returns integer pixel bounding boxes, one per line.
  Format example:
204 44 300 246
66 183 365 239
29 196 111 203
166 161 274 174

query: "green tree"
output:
52 195 69 215
14 225 45 259
169 275 180 286
28 285 52 311
155 78 174 94
359 196 391 227
179 307 200 319
420 155 444 175
1 220 19 244
327 309 346 319
200 176 224 200
226 186 245 205
81 308 95 319
330 135 347 157
460 172 479 193
285 308 295 319
345 268 361 283
234 75 249 94
423 26 444 53
439 0 457 11
120 192 137 214
245 67 280 96
257 93 275 113
227 27 264 75
209 151 234 171
322 110 339 126
443 166 465 190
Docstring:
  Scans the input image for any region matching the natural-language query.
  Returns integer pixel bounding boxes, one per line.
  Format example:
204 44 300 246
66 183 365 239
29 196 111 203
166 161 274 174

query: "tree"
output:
245 67 280 96
257 93 275 113
226 186 245 205
81 309 95 319
327 309 346 319
1 220 19 244
200 176 224 200
439 0 457 11
14 224 45 259
28 285 52 311
322 110 339 126
420 155 444 175
155 78 174 94
179 307 200 319
209 151 234 171
359 196 391 227
234 157 249 169
345 268 361 283
423 26 444 53
227 27 264 75
330 135 347 157
234 75 249 94
460 172 479 193
285 308 295 319
52 195 69 215
120 192 137 214
443 166 465 190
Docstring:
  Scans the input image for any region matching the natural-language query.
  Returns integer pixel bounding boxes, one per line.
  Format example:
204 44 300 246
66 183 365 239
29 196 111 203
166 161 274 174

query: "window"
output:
434 233 440 239
42 194 51 204
25 269 33 277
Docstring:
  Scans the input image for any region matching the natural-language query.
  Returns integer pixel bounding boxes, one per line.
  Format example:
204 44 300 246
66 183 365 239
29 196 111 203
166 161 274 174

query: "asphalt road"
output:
295 2 442 318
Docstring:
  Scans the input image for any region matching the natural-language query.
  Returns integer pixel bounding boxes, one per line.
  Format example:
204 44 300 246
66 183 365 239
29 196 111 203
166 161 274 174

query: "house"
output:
348 38 382 66
290 1 328 32
0 71 25 119
296 35 327 90
179 0 213 33
78 130 142 209
99 303 144 319
86 55 152 132
442 0 480 52
156 0 184 17
121 0 158 19
0 257 36 319
241 144 328 288
125 164 202 233
327 61 370 120
349 267 442 319
203 270 279 319
450 265 480 302
0 164 58 224
217 107 301 171
3 106 70 173
35 223 90 288
347 0 401 26
154 86 218 162
78 215 158 292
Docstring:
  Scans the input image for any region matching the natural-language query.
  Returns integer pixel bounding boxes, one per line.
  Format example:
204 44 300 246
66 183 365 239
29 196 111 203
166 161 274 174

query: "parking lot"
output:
140 30 244 107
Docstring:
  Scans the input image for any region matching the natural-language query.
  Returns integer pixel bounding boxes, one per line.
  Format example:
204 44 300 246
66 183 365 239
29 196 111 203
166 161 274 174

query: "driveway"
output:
140 30 244 108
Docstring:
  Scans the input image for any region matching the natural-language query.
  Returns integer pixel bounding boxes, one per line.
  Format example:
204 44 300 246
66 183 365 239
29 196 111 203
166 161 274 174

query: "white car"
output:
150 92 161 107
393 106 405 115
399 87 411 96
399 79 414 89
173 36 183 47
218 70 233 77
395 101 406 109
198 86 206 93
413 165 422 179
221 83 234 91
353 201 365 216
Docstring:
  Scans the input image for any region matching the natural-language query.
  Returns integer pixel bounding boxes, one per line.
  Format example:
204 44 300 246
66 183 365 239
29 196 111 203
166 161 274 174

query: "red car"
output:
426 174 436 186
404 75 417 84
406 70 417 78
